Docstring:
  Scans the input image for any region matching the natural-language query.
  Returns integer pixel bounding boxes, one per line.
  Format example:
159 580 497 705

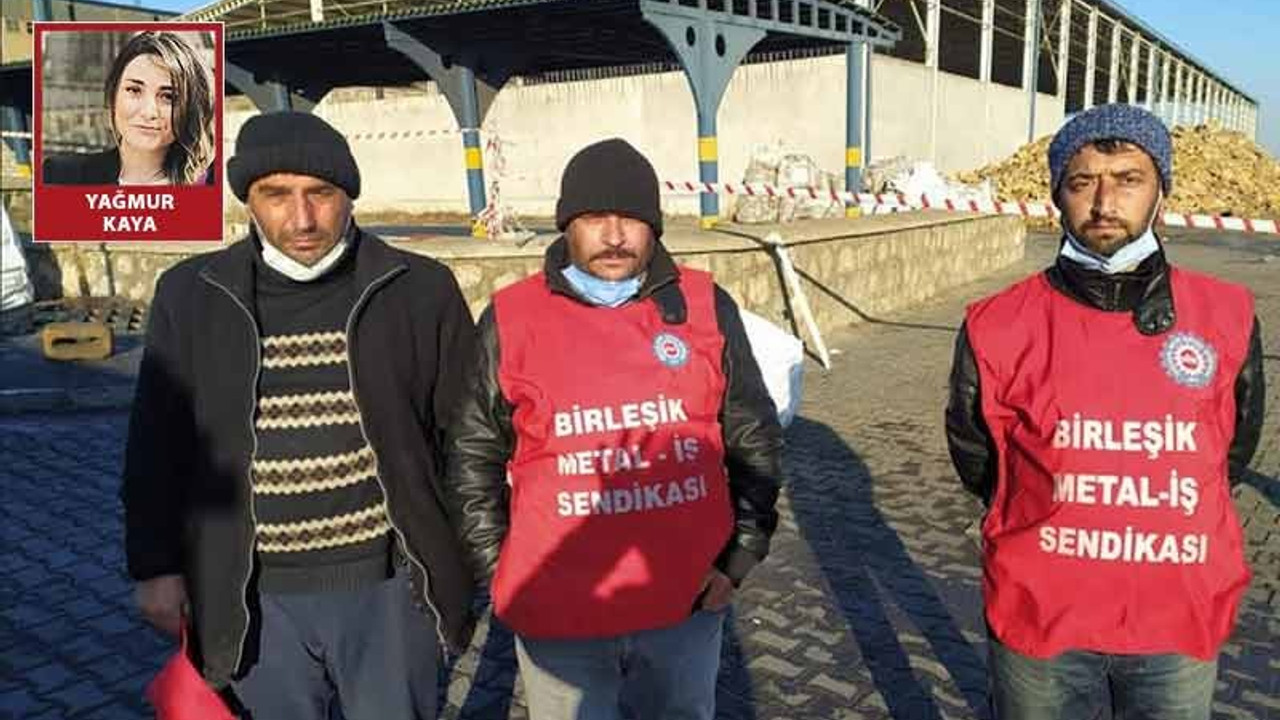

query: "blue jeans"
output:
990 637 1217 720
515 609 726 720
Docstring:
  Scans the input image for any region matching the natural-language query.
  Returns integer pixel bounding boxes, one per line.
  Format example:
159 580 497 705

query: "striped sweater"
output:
250 250 393 593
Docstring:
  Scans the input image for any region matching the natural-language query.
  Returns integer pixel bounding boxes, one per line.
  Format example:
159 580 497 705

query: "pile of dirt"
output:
955 136 1053 204
956 122 1280 220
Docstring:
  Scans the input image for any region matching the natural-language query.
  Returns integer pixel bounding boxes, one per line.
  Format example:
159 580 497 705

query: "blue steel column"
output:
845 42 864 218
639 3 901 229
696 107 717 229
22 0 51 177
225 63 318 113
2 106 32 178
382 22 506 238
458 65 488 232
641 11 764 230
272 82 293 111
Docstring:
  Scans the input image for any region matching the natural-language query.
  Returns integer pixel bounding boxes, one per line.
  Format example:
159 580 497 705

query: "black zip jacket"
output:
121 229 477 687
443 237 784 592
945 246 1266 505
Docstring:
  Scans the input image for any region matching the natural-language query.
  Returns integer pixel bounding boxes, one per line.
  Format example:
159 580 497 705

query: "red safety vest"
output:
967 267 1253 660
490 267 733 639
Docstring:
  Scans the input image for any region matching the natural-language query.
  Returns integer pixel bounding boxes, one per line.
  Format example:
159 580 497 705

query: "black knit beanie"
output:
555 138 663 236
228 112 361 201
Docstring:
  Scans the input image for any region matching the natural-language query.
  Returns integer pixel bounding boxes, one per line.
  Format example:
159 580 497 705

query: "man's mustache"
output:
591 249 638 261
1084 215 1126 228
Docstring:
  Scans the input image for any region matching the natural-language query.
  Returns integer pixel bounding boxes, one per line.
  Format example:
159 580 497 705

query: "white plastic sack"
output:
777 154 842 222
739 309 805 428
887 161 994 206
734 144 782 224
1 204 34 312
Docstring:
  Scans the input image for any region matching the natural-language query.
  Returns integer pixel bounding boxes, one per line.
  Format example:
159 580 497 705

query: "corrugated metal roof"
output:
183 0 898 45
183 0 589 34
1094 0 1253 103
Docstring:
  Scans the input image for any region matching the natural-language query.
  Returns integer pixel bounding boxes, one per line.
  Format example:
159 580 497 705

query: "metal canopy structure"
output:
2 0 1265 216
189 0 901 229
189 0 897 45
3 0 901 229
218 1 897 98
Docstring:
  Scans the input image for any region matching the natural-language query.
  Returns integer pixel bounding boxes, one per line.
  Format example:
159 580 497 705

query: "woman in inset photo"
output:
43 31 215 186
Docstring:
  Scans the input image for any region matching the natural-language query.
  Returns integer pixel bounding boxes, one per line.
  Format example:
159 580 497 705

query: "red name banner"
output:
37 186 223 242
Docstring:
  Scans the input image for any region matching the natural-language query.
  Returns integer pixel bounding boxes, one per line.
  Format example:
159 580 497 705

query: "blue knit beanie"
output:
1048 104 1172 203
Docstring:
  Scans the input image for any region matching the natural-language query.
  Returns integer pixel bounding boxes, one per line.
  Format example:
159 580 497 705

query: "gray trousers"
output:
229 570 439 720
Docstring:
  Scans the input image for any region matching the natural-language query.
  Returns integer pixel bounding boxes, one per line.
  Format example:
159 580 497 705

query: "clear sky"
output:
138 0 1277 157
1111 0 1278 156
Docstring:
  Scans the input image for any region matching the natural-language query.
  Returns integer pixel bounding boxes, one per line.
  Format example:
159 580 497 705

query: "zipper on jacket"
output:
200 273 264 675
344 266 450 651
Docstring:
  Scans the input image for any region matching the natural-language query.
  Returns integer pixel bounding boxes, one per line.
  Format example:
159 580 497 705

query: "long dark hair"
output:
104 31 214 184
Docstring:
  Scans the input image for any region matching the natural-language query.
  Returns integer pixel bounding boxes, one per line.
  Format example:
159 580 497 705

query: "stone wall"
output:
27 212 1025 340
744 214 1026 333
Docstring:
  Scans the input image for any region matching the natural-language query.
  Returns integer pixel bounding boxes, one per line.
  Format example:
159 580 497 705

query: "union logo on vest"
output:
652 332 690 368
1160 332 1218 388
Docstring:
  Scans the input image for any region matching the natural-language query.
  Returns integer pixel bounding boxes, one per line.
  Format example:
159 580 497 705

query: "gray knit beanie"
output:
1048 104 1172 203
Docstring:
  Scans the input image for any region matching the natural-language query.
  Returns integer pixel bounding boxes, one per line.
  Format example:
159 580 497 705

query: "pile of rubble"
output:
956 122 1280 220
732 146 995 224
953 136 1053 203
734 144 845 224
1164 123 1280 219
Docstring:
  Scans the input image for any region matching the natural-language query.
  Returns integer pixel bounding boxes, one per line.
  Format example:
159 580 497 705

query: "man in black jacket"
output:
946 104 1265 720
122 112 476 719
445 138 783 720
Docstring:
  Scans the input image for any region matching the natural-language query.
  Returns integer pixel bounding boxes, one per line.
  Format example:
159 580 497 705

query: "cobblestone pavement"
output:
1 230 1276 720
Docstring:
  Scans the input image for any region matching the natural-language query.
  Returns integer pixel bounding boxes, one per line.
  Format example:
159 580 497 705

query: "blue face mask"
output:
1059 192 1162 274
561 264 643 308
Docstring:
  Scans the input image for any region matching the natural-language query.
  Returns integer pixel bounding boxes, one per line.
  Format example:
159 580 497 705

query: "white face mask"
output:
560 264 644 307
254 215 353 283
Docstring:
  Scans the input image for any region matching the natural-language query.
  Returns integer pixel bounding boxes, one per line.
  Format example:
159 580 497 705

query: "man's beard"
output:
1067 197 1161 257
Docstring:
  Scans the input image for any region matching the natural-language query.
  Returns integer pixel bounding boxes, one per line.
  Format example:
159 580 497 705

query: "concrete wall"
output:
872 57 1063 174
29 212 1026 342
223 54 1066 219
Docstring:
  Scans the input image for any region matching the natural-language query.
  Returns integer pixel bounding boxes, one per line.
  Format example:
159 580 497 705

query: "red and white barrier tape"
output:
661 181 1280 235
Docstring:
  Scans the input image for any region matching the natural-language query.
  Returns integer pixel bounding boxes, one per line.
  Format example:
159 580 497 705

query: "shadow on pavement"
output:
1240 469 1280 511
784 417 990 720
791 269 958 334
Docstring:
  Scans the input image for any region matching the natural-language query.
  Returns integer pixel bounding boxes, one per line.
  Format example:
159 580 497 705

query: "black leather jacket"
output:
443 238 784 590
946 246 1266 504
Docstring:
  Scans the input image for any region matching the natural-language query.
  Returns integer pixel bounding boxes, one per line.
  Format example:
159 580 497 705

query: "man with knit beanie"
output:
946 104 1265 719
122 111 478 718
445 138 784 719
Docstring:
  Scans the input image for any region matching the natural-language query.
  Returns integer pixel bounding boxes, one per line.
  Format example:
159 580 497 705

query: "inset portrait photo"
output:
33 22 224 242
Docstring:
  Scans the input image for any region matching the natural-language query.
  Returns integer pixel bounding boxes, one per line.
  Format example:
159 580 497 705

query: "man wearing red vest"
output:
946 104 1266 719
445 138 784 719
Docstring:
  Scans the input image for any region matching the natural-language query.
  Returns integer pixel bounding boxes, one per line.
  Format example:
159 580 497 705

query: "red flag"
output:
145 625 235 720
